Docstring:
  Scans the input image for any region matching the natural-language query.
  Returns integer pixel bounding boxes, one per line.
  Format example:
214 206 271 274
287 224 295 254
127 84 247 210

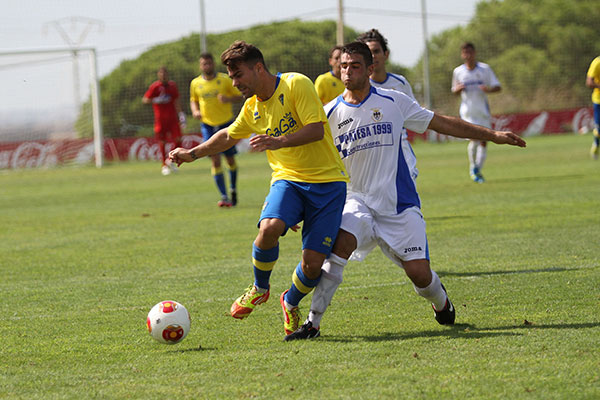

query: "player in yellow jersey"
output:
586 55 600 159
190 53 243 206
314 45 344 104
169 41 348 339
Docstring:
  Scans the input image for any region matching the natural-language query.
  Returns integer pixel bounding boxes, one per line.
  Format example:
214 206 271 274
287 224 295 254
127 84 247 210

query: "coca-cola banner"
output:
0 107 595 169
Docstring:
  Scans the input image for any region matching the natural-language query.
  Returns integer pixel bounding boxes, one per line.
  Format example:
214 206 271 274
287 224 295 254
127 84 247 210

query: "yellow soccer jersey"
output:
189 72 241 126
314 71 344 104
228 72 348 184
587 56 600 104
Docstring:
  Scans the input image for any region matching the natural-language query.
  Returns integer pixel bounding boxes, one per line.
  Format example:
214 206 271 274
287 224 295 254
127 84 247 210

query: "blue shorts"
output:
259 180 346 256
593 103 600 128
201 121 237 157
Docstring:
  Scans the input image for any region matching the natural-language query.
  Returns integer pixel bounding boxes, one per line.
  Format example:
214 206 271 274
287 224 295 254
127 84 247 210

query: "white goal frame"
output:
0 47 104 167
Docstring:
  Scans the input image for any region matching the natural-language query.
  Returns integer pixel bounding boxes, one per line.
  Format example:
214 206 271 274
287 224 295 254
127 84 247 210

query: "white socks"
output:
307 253 347 328
468 140 487 171
412 270 447 311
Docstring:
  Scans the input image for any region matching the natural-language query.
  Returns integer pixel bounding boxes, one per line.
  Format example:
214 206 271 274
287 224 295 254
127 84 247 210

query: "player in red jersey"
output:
143 66 186 175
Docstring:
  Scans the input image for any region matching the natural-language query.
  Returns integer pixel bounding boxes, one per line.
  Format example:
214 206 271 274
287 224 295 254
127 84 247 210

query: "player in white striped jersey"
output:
284 42 526 341
452 42 501 183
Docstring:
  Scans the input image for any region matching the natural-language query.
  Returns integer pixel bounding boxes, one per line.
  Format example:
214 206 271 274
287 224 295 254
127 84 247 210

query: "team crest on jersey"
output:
371 108 382 122
253 111 261 120
279 94 284 105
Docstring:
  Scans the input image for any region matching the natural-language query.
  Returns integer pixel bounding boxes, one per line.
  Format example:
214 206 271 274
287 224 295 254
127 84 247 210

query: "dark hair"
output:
329 45 343 59
357 28 388 53
461 42 475 51
341 41 373 66
199 52 213 61
221 40 268 71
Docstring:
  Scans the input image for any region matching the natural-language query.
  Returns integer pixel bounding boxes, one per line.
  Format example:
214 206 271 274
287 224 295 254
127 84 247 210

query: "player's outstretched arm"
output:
169 128 239 166
428 113 526 148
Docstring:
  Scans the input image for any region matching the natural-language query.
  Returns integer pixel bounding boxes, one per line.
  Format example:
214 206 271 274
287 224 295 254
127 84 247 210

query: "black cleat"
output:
434 284 455 325
283 321 321 341
230 190 237 206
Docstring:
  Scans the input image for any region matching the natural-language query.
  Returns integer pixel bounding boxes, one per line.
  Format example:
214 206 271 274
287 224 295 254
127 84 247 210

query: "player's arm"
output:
481 85 501 93
428 113 526 147
169 128 240 165
217 94 243 103
586 76 600 90
190 100 202 120
142 96 152 104
249 122 324 152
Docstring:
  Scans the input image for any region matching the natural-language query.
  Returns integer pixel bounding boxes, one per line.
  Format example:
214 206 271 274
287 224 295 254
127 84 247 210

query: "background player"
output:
190 52 243 207
585 55 600 159
143 66 186 175
314 45 344 104
452 42 501 183
285 41 526 341
169 41 348 338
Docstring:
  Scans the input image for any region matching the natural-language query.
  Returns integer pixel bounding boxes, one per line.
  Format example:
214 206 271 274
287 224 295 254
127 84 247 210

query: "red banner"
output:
1 106 596 169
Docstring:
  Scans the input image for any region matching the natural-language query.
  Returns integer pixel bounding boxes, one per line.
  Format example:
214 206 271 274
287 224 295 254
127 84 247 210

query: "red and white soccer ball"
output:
146 300 191 344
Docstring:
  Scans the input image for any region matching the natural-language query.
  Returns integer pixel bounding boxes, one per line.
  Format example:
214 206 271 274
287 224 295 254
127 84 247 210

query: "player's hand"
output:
217 94 226 103
290 224 301 232
452 83 465 93
249 134 283 152
169 147 195 166
492 131 527 148
178 112 187 129
192 110 202 120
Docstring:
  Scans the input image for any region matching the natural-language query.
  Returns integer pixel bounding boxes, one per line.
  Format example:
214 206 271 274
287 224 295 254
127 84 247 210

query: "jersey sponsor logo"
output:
403 246 422 254
266 112 298 137
337 117 353 130
334 122 393 159
371 108 382 122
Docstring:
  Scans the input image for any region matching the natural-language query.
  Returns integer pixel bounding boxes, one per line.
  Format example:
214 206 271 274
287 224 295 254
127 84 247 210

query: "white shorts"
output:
341 193 429 266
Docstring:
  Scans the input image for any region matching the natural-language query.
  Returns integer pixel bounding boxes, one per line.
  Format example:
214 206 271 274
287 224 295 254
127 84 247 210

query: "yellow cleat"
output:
280 290 301 335
230 285 269 319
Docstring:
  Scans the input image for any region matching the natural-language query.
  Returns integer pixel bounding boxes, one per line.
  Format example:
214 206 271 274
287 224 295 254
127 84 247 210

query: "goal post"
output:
0 47 103 168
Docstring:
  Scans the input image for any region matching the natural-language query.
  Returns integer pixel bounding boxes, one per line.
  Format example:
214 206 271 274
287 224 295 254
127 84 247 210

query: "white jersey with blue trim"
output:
325 86 434 215
452 62 500 127
370 72 419 180
370 72 415 100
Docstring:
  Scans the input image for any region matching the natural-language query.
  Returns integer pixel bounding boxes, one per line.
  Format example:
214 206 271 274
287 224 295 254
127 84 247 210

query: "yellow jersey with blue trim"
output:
189 72 241 126
587 56 600 104
314 71 344 104
228 72 348 184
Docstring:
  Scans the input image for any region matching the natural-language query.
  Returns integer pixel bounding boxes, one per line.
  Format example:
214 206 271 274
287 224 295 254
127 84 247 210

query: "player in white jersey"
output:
452 42 501 183
357 28 419 179
284 42 526 341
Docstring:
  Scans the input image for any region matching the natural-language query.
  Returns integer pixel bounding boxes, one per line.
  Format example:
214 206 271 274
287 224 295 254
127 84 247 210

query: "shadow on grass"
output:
322 322 600 343
437 266 568 278
169 345 217 353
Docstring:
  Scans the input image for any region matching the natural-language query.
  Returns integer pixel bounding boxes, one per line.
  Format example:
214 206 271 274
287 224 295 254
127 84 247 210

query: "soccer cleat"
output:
591 142 599 160
161 165 171 176
218 197 233 208
230 285 270 319
283 321 321 341
470 167 485 183
230 190 238 206
280 290 301 335
433 284 455 325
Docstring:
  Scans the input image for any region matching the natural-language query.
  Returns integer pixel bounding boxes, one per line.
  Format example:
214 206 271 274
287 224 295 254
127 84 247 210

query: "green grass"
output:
1 133 599 399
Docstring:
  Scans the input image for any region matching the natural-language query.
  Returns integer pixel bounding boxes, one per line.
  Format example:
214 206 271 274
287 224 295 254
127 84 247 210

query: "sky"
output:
0 0 480 118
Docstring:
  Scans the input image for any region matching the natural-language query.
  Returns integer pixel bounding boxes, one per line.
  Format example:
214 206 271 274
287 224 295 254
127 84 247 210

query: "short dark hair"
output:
221 41 268 71
341 41 373 66
357 28 389 53
329 45 343 59
461 42 475 51
199 52 213 61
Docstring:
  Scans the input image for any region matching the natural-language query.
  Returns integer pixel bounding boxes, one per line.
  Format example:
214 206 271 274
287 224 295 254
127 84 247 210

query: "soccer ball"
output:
146 300 191 344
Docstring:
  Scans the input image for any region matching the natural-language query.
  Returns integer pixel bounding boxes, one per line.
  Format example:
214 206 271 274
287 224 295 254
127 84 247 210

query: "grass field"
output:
1 133 599 399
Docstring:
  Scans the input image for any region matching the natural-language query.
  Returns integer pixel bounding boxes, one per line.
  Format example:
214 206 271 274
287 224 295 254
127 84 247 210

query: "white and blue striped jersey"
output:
325 86 433 215
452 62 500 127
